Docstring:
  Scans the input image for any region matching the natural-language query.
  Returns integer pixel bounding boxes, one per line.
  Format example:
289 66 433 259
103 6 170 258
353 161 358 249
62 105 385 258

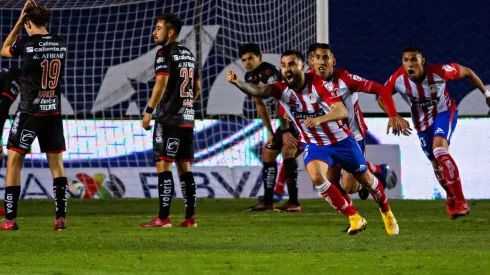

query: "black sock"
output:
158 171 174 220
4 186 21 220
53 177 68 219
284 158 299 205
262 162 277 204
179 172 196 219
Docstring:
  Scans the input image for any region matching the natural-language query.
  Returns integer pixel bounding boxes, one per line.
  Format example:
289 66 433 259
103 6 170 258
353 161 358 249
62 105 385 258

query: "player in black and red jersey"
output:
0 68 22 217
140 13 201 228
0 2 69 231
239 43 302 212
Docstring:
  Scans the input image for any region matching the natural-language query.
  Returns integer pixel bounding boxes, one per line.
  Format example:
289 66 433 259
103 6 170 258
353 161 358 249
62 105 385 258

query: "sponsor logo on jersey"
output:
26 47 34 53
156 57 164 63
410 98 439 108
291 110 325 119
429 84 438 94
442 64 455 72
38 90 56 98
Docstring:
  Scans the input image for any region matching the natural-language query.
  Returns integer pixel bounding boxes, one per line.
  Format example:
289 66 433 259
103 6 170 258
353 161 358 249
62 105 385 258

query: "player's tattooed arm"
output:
458 65 490 107
226 70 271 98
142 74 169 130
194 79 201 100
303 102 348 129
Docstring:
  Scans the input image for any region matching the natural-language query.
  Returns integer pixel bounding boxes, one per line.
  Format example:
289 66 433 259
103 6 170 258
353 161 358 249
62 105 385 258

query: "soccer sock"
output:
333 182 357 212
283 158 299 205
4 186 21 220
274 164 286 194
179 172 196 219
158 171 174 220
262 162 277 204
53 177 68 219
366 161 383 175
433 167 455 199
368 176 390 213
316 180 357 217
433 147 465 202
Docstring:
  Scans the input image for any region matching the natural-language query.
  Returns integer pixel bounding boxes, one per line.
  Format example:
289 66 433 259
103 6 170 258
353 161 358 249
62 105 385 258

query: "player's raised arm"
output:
457 64 490 107
1 1 33 58
226 70 271 98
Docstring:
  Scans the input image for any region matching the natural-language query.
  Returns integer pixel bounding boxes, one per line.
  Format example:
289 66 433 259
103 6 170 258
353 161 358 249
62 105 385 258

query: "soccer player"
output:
227 50 399 235
0 67 22 217
382 46 490 219
139 13 201 228
238 43 301 212
0 2 69 231
311 43 409 202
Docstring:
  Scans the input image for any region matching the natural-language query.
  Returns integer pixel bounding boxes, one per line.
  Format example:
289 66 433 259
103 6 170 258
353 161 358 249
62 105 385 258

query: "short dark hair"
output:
157 13 182 35
314 43 334 55
307 43 317 55
239 43 261 58
24 6 51 27
281 50 304 63
402 46 424 57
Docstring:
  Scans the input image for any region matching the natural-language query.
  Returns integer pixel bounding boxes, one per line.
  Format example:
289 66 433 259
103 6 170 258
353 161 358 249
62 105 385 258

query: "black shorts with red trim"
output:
153 122 194 162
265 126 300 151
7 111 66 154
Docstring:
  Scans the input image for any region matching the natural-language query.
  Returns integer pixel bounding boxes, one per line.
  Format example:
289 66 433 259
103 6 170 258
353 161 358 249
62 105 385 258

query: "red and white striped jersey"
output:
386 63 459 132
269 73 351 145
323 69 376 141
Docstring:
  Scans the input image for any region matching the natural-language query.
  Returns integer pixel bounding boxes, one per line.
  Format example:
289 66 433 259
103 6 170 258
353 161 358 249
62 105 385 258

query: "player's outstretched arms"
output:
226 70 271 98
378 98 412 136
303 102 348 129
458 65 490 107
1 1 33 57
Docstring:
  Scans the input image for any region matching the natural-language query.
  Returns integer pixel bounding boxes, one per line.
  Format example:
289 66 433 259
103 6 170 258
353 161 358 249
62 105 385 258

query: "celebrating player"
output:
382 46 490 219
140 13 201 228
227 50 399 235
0 2 69 231
0 68 22 217
238 43 301 212
312 43 409 202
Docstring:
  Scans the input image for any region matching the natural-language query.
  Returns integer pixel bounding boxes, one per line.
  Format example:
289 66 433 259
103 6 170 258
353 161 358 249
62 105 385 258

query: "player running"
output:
140 13 201 228
0 67 22 217
382 46 490 220
311 43 409 202
238 43 301 212
227 50 399 235
0 2 69 231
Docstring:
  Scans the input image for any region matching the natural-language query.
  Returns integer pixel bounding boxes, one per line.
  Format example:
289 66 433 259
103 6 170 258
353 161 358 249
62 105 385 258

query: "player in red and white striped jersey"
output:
227 50 399 235
383 46 490 220
312 44 409 202
311 43 410 209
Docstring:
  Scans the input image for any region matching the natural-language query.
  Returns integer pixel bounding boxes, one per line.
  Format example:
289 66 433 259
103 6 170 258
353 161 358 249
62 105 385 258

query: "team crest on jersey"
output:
308 93 318 104
429 84 438 94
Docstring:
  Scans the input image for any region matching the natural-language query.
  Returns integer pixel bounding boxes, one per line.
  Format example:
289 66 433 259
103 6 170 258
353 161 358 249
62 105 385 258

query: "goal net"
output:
0 0 317 170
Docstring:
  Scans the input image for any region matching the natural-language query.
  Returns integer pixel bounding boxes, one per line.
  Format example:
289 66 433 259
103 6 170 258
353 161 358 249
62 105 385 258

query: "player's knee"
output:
354 171 374 188
262 147 279 162
281 146 296 158
342 173 360 194
432 136 449 149
308 171 327 186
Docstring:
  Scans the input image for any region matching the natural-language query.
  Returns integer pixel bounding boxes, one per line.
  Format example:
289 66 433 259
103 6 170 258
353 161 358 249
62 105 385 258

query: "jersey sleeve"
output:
437 63 461 81
261 66 281 84
268 82 284 100
154 49 171 77
9 38 25 58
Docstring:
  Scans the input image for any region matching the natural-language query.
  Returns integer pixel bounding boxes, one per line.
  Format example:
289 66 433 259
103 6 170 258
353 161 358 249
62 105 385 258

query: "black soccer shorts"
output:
7 111 66 154
265 126 300 151
153 122 194 162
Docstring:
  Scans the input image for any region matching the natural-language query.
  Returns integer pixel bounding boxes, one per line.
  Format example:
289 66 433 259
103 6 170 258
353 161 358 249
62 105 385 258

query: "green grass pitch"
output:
0 199 489 274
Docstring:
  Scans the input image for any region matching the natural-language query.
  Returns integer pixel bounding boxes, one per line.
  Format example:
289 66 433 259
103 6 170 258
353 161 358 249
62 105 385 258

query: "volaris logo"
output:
68 173 125 199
